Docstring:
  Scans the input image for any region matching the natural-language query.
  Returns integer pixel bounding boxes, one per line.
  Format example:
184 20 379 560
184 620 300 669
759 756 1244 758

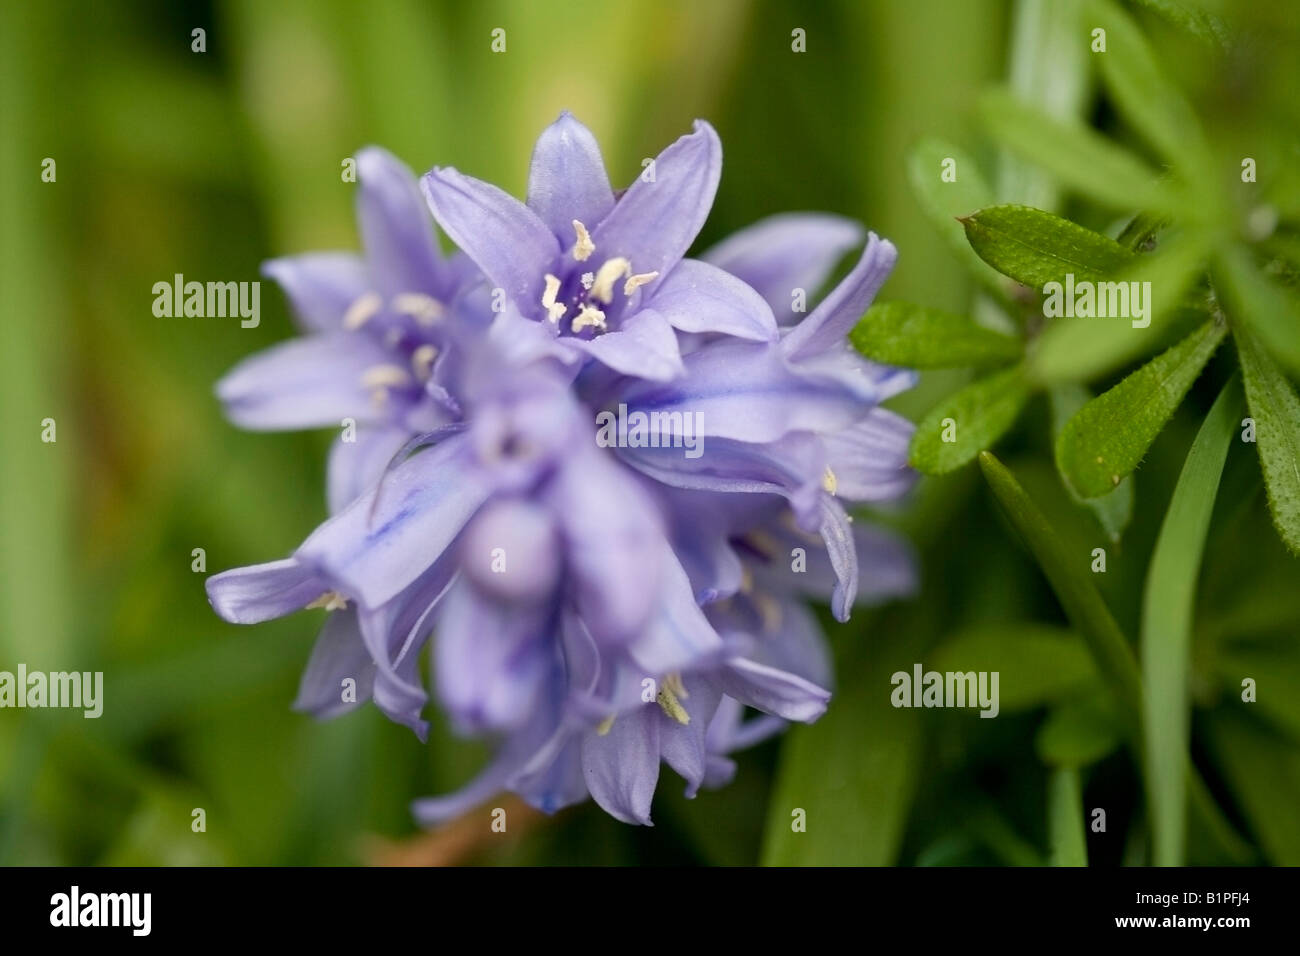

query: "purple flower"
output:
206 112 919 827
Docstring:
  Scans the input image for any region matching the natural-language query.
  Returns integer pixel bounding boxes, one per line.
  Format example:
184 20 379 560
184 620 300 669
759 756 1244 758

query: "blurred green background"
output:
1 0 1296 865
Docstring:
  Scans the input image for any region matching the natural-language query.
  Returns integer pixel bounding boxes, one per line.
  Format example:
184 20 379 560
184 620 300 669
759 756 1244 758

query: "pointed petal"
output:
327 424 413 513
782 233 897 361
421 166 559 311
293 608 375 718
619 340 866 444
819 493 857 622
262 253 369 332
625 544 725 675
823 407 917 501
297 433 490 608
592 121 721 283
580 706 661 825
435 582 555 733
703 213 865 324
206 558 325 624
526 112 616 242
659 674 723 798
714 657 830 723
216 332 391 430
647 259 777 342
563 309 684 381
357 147 447 298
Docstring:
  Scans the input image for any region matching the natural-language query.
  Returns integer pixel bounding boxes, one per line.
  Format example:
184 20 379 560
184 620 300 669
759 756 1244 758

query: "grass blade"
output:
1142 376 1241 866
1048 768 1089 866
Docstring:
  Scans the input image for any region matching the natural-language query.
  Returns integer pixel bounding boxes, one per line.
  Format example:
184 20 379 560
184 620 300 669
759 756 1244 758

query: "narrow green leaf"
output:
930 623 1097 711
1048 768 1089 866
1142 376 1241 867
961 204 1136 288
1215 242 1300 379
1237 330 1300 552
977 452 1143 718
1029 230 1210 384
1049 385 1134 543
909 366 1032 474
906 138 1006 295
1037 694 1124 768
980 88 1181 214
1055 319 1227 498
851 302 1023 369
1085 0 1214 181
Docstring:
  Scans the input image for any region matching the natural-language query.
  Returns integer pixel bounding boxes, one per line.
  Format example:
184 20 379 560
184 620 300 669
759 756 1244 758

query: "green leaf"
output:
906 138 1006 296
909 365 1032 474
1037 694 1125 768
977 452 1143 719
1237 330 1300 552
851 302 1022 369
1085 0 1215 184
1215 243 1300 379
1049 385 1134 543
1054 318 1227 498
930 623 1097 711
961 204 1136 288
1047 768 1089 866
979 88 1181 214
1029 230 1210 384
1142 376 1241 867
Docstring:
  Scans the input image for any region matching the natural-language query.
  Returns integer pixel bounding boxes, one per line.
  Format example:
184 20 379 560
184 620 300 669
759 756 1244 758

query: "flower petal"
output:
563 309 684 382
823 407 917 502
781 233 897 361
293 608 375 718
703 213 865 324
714 657 830 723
357 147 447 298
206 558 325 624
262 253 369 332
625 544 725 675
435 582 556 734
421 166 559 312
819 493 857 622
659 673 723 798
591 120 721 285
647 259 778 342
526 111 616 243
619 340 866 444
327 424 413 513
297 433 490 608
216 332 391 430
580 706 660 825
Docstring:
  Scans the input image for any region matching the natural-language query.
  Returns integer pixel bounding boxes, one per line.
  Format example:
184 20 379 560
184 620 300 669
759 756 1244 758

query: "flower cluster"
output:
207 113 917 825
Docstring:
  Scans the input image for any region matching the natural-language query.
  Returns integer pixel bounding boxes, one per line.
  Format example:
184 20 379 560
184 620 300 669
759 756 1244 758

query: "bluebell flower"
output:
207 112 919 826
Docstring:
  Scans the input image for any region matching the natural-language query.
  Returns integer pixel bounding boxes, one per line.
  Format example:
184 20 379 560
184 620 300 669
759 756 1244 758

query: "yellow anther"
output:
343 291 383 330
822 465 838 495
656 681 691 725
541 273 566 323
589 257 630 305
572 220 595 261
596 714 616 736
360 364 412 389
306 591 349 612
571 305 607 333
392 293 444 326
411 344 439 381
623 271 659 296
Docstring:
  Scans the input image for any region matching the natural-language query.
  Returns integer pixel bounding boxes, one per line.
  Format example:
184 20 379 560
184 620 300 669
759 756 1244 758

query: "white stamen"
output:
623 271 659 296
572 220 595 261
392 293 444 326
343 291 383 330
571 305 607 333
580 272 595 290
589 257 630 304
541 273 566 323
361 364 413 390
306 591 349 612
411 344 439 381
